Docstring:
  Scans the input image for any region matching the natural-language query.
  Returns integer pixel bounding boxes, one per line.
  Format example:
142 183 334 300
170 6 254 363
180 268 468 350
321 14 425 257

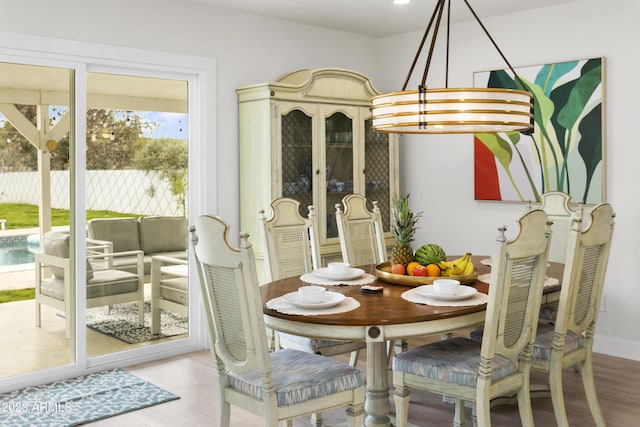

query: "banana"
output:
440 253 473 276
451 253 474 276
438 252 473 276
449 262 466 276
439 254 466 270
438 260 455 270
461 259 475 276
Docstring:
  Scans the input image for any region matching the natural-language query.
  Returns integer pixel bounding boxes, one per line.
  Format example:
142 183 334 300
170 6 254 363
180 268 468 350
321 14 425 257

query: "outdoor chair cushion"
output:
42 231 69 278
42 231 93 280
159 277 188 305
139 216 188 254
392 337 519 388
88 218 142 252
86 270 139 299
40 276 66 301
227 348 363 407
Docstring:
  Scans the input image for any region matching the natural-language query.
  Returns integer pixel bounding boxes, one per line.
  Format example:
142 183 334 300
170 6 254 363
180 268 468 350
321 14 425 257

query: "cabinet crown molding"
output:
237 68 380 105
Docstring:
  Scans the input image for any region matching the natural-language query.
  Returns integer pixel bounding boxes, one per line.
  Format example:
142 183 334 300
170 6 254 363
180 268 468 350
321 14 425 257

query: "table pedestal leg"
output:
365 340 391 427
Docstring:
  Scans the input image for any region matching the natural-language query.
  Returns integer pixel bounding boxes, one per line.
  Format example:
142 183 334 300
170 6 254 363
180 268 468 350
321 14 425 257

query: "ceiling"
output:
180 0 581 37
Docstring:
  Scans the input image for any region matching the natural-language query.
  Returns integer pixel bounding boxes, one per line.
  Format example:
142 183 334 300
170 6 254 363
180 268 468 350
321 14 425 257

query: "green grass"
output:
0 288 35 303
0 203 138 229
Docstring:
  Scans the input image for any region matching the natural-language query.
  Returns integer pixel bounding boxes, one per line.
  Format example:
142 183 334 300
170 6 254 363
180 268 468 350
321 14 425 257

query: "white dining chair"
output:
531 203 614 426
392 209 552 427
536 191 583 263
190 215 365 427
533 191 584 324
335 194 387 266
259 198 365 369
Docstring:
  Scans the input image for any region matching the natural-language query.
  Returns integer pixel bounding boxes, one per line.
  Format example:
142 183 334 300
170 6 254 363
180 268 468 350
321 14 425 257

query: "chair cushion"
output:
87 270 139 299
139 216 188 254
538 302 559 323
40 276 66 300
392 337 518 388
277 333 355 353
532 323 584 360
88 218 142 252
227 348 363 407
42 231 69 279
41 231 94 281
160 277 188 305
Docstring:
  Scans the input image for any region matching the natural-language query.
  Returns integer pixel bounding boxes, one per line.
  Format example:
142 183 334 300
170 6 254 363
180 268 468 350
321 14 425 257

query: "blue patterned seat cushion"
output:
278 332 355 352
538 302 559 323
227 348 363 406
392 337 518 388
532 323 583 360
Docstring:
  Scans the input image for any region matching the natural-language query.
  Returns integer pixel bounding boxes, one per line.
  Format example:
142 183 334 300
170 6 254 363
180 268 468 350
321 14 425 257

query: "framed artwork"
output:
473 57 605 204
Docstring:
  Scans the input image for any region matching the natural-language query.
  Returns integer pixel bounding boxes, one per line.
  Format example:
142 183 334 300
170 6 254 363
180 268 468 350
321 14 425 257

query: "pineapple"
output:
390 194 422 266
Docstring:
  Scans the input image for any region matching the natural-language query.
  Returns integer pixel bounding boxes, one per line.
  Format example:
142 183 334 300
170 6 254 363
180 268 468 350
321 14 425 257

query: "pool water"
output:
0 241 38 266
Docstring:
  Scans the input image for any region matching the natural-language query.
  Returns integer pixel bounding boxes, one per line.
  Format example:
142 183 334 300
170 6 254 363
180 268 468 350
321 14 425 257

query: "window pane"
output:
85 73 189 357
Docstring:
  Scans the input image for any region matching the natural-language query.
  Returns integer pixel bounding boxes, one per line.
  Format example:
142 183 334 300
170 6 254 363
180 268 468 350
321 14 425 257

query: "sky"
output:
140 111 188 139
1 111 189 140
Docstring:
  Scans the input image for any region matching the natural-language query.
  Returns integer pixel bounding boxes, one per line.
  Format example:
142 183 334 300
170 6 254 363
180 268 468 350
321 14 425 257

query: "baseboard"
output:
593 333 640 361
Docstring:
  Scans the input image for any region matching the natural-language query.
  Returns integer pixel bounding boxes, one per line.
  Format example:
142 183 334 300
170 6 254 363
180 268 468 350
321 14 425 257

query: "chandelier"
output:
371 0 534 134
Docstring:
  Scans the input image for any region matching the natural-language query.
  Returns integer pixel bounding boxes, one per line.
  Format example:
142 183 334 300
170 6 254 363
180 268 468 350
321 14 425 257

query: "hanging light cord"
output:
401 0 528 92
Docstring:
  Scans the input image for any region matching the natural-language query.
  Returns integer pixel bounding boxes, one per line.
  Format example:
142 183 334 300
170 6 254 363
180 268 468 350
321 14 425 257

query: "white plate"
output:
312 267 365 281
282 291 346 309
415 285 478 301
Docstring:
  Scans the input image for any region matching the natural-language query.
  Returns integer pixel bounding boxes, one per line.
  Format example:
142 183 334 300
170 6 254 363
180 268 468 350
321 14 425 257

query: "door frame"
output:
0 30 216 392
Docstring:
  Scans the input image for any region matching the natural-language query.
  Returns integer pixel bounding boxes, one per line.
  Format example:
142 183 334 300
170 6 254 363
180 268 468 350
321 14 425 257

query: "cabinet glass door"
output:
281 109 313 217
364 118 391 232
325 111 354 239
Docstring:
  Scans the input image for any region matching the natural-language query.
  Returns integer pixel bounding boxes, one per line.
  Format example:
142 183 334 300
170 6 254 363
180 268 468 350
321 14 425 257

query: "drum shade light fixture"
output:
371 0 534 134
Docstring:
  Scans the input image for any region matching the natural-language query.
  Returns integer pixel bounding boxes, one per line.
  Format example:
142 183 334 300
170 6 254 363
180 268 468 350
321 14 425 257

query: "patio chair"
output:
150 255 188 335
335 194 387 266
531 203 615 426
190 214 365 427
35 231 145 339
392 209 551 427
259 198 365 368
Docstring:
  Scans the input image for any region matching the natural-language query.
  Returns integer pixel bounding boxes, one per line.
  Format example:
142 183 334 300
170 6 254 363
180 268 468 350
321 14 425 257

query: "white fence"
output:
0 170 182 216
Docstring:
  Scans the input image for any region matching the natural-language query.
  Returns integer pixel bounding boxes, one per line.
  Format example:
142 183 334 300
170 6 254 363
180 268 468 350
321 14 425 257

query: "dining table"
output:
261 255 563 427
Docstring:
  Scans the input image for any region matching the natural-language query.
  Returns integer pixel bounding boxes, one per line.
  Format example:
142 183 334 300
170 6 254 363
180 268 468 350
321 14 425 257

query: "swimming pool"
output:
0 237 39 266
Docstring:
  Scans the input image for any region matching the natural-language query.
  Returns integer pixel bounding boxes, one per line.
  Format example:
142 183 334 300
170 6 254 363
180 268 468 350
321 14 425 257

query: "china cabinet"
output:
236 68 399 280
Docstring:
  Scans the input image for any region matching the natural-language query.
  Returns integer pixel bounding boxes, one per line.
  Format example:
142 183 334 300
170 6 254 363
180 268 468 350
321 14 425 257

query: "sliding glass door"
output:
0 48 205 383
84 72 190 357
0 61 75 377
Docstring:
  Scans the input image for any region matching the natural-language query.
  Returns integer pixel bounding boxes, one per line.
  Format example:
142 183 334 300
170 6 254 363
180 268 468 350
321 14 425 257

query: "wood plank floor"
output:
87 336 640 426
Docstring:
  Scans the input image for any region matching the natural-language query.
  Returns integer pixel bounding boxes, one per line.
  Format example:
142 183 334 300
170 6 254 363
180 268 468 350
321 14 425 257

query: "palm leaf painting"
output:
474 58 604 204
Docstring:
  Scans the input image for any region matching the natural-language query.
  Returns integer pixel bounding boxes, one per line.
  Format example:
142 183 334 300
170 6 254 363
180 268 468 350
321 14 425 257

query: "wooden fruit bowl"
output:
375 262 478 287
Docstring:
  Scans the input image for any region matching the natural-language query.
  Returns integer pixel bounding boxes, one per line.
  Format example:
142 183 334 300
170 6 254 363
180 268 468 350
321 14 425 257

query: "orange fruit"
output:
425 264 441 277
406 261 421 276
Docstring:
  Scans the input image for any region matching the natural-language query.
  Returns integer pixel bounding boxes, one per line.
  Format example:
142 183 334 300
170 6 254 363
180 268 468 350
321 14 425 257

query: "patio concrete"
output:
0 267 34 290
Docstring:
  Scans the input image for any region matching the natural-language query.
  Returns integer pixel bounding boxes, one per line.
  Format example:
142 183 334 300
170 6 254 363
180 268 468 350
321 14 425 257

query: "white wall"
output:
0 0 381 238
1 0 638 360
377 0 640 360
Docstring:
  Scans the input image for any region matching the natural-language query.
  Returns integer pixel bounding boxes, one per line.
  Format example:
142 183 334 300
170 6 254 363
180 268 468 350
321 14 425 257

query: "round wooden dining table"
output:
260 256 563 427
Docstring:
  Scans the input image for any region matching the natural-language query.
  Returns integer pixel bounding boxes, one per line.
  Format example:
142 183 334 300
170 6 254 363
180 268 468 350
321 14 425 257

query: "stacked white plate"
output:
312 267 365 281
282 291 346 309
415 285 477 301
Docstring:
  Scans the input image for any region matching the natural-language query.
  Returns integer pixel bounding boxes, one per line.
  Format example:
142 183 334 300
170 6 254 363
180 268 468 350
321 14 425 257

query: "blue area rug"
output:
0 368 179 426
